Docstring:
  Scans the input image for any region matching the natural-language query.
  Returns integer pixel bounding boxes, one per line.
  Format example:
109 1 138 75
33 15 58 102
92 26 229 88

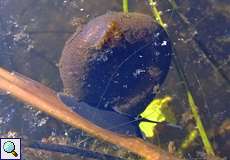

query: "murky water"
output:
0 0 229 159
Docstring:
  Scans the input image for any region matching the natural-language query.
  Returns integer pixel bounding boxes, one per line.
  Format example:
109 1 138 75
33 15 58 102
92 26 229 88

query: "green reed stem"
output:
187 92 215 155
123 0 129 13
147 0 215 156
148 0 165 27
179 129 198 152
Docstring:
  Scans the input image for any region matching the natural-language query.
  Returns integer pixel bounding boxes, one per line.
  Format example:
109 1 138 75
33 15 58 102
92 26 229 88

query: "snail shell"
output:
59 12 172 116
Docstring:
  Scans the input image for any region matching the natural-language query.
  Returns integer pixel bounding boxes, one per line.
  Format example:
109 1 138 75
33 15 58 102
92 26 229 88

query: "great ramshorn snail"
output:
59 12 172 117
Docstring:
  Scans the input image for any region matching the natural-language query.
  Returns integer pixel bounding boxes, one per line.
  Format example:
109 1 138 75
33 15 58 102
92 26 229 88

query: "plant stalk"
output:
147 0 215 156
123 0 129 13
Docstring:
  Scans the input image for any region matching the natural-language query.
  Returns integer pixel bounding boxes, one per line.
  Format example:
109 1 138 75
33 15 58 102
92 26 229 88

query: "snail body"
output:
59 12 172 116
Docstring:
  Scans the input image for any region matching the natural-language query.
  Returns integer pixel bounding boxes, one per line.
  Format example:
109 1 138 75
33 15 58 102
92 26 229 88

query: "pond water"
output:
0 0 229 159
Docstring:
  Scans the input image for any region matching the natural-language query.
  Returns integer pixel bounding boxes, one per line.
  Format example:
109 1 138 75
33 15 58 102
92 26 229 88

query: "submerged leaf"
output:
139 96 176 138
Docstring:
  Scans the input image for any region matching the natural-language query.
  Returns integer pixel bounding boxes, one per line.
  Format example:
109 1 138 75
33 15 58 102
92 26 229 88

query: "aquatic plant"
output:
139 96 176 138
146 0 215 156
123 0 128 13
179 129 198 152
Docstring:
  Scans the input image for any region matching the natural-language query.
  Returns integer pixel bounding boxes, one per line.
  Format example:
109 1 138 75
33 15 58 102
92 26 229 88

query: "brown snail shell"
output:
59 12 172 116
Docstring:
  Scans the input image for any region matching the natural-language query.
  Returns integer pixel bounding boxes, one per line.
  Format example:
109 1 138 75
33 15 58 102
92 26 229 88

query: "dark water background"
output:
0 0 229 159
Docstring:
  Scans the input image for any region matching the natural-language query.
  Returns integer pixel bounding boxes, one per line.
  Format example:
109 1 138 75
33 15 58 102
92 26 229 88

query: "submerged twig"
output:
147 0 215 156
0 67 179 160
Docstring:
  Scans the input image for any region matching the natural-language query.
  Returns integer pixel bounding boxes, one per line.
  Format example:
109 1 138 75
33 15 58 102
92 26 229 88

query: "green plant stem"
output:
148 0 164 27
123 0 129 13
147 0 215 156
179 129 198 152
187 92 215 155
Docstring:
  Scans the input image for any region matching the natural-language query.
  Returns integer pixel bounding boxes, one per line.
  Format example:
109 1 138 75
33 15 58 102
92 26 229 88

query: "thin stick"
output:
0 67 179 160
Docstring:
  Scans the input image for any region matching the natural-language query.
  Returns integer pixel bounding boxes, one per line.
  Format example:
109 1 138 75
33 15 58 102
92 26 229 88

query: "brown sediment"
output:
59 12 172 116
